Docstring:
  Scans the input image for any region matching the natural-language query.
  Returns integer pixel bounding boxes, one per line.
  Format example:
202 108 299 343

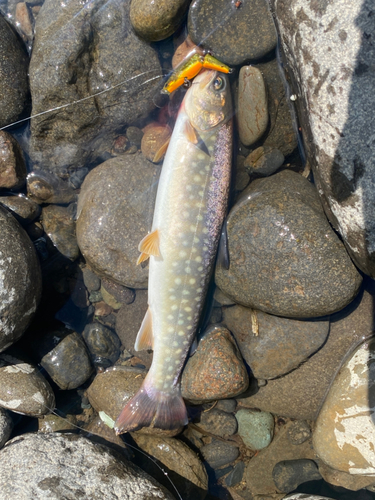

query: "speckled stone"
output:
77 156 160 288
236 409 274 450
188 0 277 66
313 337 375 475
0 131 27 189
272 459 322 493
198 409 238 438
181 325 249 403
223 305 329 379
244 146 285 177
82 322 121 368
215 170 362 318
287 420 311 446
237 66 268 147
42 204 79 261
200 438 239 469
0 195 40 225
0 409 13 448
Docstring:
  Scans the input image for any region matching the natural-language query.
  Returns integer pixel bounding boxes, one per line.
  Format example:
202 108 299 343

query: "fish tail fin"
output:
114 377 188 435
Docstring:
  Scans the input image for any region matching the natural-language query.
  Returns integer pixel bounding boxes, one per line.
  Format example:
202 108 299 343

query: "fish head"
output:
184 69 232 132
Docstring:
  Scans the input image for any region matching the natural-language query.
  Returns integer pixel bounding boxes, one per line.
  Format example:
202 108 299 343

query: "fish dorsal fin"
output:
184 120 199 144
136 229 160 265
153 138 170 163
135 307 154 351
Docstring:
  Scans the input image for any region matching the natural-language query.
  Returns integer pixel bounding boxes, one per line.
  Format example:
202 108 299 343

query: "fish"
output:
115 69 233 434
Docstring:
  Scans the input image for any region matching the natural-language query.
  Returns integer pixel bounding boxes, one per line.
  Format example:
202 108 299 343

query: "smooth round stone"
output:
0 353 55 416
188 0 277 65
181 325 249 403
27 171 77 205
0 131 27 189
313 337 375 475
101 278 135 306
244 146 285 176
223 305 329 379
225 461 245 487
200 438 239 469
82 267 101 292
42 204 79 261
130 0 190 41
0 195 40 225
198 409 238 438
0 433 174 500
0 15 29 129
0 206 41 352
237 66 268 147
82 322 121 368
77 156 160 288
215 170 362 318
0 409 13 448
236 409 274 450
272 459 321 493
216 399 237 413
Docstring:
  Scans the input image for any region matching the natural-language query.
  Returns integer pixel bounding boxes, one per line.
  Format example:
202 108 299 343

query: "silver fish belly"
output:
115 69 232 434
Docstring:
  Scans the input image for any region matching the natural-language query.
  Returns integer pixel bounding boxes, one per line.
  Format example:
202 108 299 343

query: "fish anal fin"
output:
153 138 170 163
184 120 199 144
136 229 160 265
135 307 153 351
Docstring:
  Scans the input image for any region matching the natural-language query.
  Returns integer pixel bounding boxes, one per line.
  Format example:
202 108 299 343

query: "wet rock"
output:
0 205 41 352
214 287 236 306
287 420 311 446
94 301 113 318
215 170 362 318
100 286 122 310
225 461 245 487
0 433 175 499
101 278 135 306
223 305 329 379
77 156 159 288
282 496 335 500
234 156 250 192
131 433 208 498
245 421 318 496
172 34 199 68
313 337 375 475
0 353 55 416
197 409 237 437
141 123 172 163
201 438 239 469
42 204 79 261
83 414 129 451
0 195 40 224
39 329 93 390
238 288 374 421
237 66 268 147
0 131 26 189
0 15 29 129
130 0 190 42
111 135 129 155
15 2 33 40
29 0 162 174
236 409 274 450
126 126 144 148
115 290 152 368
82 267 101 292
270 0 375 277
272 459 321 493
244 146 285 177
188 0 277 66
38 413 77 433
216 399 236 413
181 325 249 402
27 171 77 205
82 322 121 368
0 409 13 448
318 461 375 492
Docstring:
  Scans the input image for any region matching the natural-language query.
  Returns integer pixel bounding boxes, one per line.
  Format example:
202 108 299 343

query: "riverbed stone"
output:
42 204 79 261
236 409 274 450
269 0 375 278
77 156 159 288
0 433 175 499
200 438 239 469
318 461 375 492
0 409 13 448
223 305 329 379
0 131 27 189
0 205 42 352
197 409 238 438
0 195 40 225
244 146 285 177
272 459 322 493
215 170 362 318
188 0 277 66
27 170 77 205
82 322 121 368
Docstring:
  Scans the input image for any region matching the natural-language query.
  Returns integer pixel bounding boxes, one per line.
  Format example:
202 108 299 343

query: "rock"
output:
214 287 236 306
287 420 311 446
313 337 375 475
216 399 237 413
38 413 78 433
126 127 144 147
130 0 190 42
82 267 101 292
0 205 41 352
215 170 362 318
0 353 55 416
244 146 285 177
0 433 175 499
237 287 374 420
0 195 40 224
188 0 277 66
82 322 121 368
27 171 77 205
115 290 152 368
223 305 329 379
197 409 237 437
0 131 26 189
181 325 249 402
0 15 29 129
141 123 172 163
236 409 274 450
272 459 322 493
245 421 318 496
282 496 335 500
42 204 79 261
101 278 135 306
269 0 375 277
225 461 245 487
29 0 162 174
172 34 199 69
131 433 208 499
318 461 375 492
77 156 159 288
0 409 13 448
237 66 268 146
200 438 239 469
15 2 33 40
234 156 250 192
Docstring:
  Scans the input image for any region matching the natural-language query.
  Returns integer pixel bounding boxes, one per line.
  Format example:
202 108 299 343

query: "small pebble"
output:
0 195 41 225
236 409 274 450
225 461 245 487
111 135 129 155
200 438 239 469
287 420 311 445
126 126 144 147
244 146 285 176
141 123 172 163
101 278 135 306
15 2 33 39
27 171 76 204
272 459 322 493
82 322 121 368
82 267 101 292
42 204 79 261
0 131 26 189
216 399 236 413
198 409 237 437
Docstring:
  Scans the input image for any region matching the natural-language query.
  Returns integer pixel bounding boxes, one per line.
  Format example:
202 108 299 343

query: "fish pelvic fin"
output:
135 307 153 351
136 229 160 265
114 378 188 435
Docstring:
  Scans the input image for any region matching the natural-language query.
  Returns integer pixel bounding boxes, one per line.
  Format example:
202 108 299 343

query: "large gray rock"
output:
0 433 175 499
29 0 162 174
0 205 41 352
269 0 375 277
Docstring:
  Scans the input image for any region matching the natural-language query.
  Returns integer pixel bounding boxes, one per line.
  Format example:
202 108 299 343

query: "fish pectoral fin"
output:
135 307 154 351
136 229 161 265
184 120 199 144
153 139 170 163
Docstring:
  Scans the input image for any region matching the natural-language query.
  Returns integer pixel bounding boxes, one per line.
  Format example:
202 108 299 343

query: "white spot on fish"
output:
175 278 182 285
195 256 202 263
178 320 184 325
168 327 174 333
198 266 203 271
179 250 187 258
197 154 205 160
185 267 191 274
171 305 178 311
178 331 184 336
170 295 176 300
168 315 173 320
176 349 182 354
182 289 190 295
184 307 192 312
189 279 196 284
190 225 196 232
202 227 208 234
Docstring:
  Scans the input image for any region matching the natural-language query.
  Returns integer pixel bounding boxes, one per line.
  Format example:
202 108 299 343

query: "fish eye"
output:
212 76 225 91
